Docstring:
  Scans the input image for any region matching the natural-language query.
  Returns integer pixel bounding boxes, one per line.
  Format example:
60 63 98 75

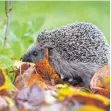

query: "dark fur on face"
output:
21 42 46 62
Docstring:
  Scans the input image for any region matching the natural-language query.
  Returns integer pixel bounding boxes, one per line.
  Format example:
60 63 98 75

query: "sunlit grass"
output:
0 1 110 42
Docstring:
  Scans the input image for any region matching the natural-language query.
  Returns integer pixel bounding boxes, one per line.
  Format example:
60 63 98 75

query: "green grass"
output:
0 1 110 41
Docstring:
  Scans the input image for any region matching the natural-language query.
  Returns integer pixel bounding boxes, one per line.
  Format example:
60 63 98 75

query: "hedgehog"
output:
21 22 110 87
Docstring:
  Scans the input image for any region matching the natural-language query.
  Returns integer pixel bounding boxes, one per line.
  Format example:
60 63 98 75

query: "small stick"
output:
3 1 12 48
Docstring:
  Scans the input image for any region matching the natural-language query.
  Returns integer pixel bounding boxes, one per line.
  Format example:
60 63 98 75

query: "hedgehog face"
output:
21 42 46 63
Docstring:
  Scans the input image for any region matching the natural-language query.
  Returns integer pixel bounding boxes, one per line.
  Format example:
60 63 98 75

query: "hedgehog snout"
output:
20 55 32 62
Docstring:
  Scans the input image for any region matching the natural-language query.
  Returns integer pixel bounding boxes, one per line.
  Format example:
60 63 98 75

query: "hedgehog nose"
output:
20 56 26 62
20 56 32 62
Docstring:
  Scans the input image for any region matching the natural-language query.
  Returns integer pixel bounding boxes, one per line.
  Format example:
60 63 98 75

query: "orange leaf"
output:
27 74 46 89
35 51 62 84
91 87 110 98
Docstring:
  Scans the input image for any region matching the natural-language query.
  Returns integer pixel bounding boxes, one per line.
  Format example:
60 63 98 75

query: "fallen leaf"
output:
71 92 109 111
56 84 81 100
90 65 110 89
97 75 110 89
14 63 31 82
16 84 44 110
0 89 11 97
0 67 16 91
44 90 57 104
56 84 69 89
40 103 67 111
35 52 62 84
91 87 110 98
4 96 15 108
76 105 105 111
27 73 46 89
0 96 8 110
14 66 35 90
56 85 109 111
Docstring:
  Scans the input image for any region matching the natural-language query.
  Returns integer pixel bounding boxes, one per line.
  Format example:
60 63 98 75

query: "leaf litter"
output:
0 54 110 111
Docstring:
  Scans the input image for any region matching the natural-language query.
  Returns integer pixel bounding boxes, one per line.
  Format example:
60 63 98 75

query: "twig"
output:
3 1 12 48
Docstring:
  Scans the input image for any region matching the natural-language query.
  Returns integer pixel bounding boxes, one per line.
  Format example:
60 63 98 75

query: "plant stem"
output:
3 1 12 48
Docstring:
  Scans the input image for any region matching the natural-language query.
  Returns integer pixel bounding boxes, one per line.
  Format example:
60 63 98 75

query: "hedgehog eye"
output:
33 51 38 56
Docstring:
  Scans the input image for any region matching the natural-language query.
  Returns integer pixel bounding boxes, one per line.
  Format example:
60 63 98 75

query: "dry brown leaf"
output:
16 84 44 110
14 63 31 81
90 65 110 89
14 66 35 90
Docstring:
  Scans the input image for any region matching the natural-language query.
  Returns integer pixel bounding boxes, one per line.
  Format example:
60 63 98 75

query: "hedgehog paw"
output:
59 73 83 85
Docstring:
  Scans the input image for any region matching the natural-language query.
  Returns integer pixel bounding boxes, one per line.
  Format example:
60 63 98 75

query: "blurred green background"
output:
0 1 110 69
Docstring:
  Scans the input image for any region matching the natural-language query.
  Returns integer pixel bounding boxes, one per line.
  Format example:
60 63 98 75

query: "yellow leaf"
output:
56 85 109 106
56 84 69 89
73 92 109 106
77 105 105 111
56 85 80 100
90 65 110 89
0 67 16 91
97 75 110 89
